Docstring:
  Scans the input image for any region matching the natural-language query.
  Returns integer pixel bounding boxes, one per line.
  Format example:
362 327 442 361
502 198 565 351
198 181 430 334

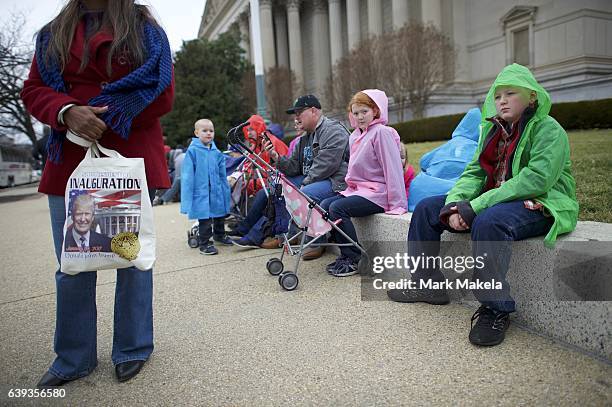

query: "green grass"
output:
567 129 612 223
404 129 612 223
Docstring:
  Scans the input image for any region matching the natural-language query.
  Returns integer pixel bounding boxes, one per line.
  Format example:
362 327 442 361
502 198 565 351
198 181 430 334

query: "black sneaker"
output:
214 235 234 246
325 256 347 274
227 229 245 237
231 237 260 249
199 243 218 255
468 305 510 346
330 258 359 277
386 285 450 305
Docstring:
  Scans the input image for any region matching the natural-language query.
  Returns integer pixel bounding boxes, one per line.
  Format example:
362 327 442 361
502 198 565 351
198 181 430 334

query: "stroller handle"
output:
227 120 278 176
227 120 334 222
227 121 250 145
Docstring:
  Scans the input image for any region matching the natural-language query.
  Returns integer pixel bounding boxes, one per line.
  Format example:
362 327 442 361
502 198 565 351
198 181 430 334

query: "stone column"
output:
274 5 289 67
239 13 251 62
346 0 360 50
259 0 276 70
286 0 303 87
421 0 441 28
450 0 469 83
328 0 343 66
391 0 409 30
312 0 331 98
367 0 382 37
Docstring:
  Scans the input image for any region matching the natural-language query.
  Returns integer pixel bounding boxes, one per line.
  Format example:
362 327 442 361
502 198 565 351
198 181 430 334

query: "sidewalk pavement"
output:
0 185 610 406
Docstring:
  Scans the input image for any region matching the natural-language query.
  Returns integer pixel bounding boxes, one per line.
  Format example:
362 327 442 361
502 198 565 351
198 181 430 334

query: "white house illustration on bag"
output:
90 190 142 237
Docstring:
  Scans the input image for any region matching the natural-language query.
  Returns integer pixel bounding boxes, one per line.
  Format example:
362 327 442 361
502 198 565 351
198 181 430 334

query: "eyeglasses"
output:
294 107 312 118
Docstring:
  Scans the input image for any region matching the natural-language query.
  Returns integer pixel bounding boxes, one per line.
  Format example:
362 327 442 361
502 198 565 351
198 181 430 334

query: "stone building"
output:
199 0 612 121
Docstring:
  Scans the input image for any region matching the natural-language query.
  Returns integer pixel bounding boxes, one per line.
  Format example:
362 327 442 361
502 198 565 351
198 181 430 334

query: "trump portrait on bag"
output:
64 194 112 252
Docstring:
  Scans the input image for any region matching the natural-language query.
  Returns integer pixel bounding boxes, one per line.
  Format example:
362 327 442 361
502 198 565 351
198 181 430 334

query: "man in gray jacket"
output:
232 95 349 260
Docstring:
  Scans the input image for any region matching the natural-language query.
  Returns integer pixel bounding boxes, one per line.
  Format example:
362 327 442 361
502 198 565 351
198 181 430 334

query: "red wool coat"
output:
21 20 175 196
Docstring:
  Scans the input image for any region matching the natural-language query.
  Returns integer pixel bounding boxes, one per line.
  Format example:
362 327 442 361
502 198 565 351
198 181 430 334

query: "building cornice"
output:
500 5 537 27
534 8 612 31
286 0 301 11
200 0 250 40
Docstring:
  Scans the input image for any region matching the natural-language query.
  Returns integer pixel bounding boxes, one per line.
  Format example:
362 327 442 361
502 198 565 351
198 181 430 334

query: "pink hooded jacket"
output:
341 89 407 214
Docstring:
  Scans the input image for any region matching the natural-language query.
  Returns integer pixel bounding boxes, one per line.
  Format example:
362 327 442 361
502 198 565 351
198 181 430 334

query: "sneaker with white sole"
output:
325 256 347 274
330 257 359 277
199 243 218 255
231 237 260 248
214 235 234 246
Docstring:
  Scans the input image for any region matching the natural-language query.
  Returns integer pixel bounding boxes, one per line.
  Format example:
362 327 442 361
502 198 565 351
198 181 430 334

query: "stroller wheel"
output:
279 272 299 291
266 258 284 275
188 236 199 248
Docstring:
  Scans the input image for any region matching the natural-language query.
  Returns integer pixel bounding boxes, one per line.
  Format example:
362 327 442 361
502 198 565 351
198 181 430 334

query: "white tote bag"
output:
60 137 156 274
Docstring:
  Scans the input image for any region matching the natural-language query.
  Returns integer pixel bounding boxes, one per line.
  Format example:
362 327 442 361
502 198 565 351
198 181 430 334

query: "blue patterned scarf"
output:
35 20 173 163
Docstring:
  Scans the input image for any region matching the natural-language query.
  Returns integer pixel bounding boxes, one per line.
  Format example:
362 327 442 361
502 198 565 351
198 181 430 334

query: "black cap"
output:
286 94 321 114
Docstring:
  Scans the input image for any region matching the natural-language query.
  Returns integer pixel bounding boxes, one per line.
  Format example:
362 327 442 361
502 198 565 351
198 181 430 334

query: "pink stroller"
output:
227 123 368 291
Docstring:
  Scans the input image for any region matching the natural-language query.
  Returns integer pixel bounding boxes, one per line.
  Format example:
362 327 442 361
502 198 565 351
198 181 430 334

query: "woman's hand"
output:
263 139 278 161
64 105 109 142
448 206 469 231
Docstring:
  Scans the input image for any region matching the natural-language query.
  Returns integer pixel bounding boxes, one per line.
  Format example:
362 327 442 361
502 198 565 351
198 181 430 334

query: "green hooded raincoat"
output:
445 63 578 247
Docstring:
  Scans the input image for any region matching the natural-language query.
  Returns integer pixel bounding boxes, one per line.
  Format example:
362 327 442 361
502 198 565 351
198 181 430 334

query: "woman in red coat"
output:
21 0 174 387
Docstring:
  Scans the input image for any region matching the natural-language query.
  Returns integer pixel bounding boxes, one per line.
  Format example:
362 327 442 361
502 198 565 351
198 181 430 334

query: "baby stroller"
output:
227 122 368 291
187 220 200 248
228 159 270 220
187 149 270 248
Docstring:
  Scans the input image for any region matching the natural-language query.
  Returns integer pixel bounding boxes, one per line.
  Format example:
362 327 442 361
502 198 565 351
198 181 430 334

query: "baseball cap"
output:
286 95 321 114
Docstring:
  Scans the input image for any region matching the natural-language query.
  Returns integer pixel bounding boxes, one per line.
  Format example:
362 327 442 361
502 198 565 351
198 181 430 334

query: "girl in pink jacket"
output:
320 89 407 277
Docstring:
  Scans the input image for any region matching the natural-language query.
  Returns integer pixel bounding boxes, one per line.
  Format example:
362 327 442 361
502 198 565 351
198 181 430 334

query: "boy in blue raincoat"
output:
181 119 232 255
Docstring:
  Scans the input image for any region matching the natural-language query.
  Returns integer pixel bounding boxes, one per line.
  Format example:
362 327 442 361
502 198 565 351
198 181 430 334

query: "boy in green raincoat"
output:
388 64 578 347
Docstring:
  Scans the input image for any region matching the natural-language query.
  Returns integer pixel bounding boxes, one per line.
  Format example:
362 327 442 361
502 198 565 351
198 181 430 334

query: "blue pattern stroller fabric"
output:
408 108 482 211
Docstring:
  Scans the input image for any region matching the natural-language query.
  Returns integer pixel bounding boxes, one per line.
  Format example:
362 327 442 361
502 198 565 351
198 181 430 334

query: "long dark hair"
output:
42 0 158 75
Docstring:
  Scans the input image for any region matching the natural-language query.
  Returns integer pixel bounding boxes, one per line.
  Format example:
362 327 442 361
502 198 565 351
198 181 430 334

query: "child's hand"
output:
227 176 237 187
448 207 469 231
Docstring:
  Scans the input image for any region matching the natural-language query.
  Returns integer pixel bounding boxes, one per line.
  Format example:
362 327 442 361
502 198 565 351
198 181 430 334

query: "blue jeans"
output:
160 176 180 203
47 193 155 380
408 195 553 313
320 194 384 261
238 175 337 236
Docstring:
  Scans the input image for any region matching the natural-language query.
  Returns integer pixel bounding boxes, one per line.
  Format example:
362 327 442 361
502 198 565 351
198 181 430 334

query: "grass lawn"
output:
404 128 612 223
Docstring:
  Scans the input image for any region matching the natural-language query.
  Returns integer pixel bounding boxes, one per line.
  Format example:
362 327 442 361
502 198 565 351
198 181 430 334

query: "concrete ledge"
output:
353 213 612 361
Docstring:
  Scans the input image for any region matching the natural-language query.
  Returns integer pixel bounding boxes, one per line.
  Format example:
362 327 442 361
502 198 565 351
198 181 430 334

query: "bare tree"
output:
265 66 299 126
329 22 455 120
377 29 410 121
328 37 384 111
0 12 36 143
396 22 456 119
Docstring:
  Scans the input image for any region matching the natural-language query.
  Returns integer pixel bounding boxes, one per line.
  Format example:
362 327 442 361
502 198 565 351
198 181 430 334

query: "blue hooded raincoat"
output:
180 138 231 219
408 108 481 211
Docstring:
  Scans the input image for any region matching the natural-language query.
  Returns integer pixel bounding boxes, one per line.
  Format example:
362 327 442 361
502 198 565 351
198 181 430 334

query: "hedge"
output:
550 98 612 130
392 113 465 144
391 98 612 144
